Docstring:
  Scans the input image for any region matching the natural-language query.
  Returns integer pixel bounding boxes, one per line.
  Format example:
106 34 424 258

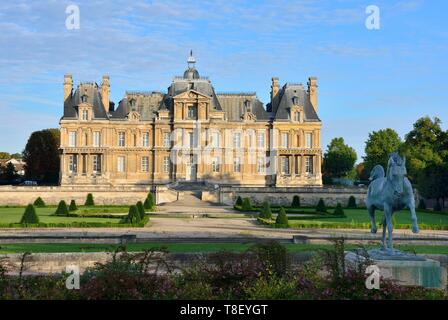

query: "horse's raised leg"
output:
384 205 393 251
381 216 387 250
409 201 420 234
368 206 377 234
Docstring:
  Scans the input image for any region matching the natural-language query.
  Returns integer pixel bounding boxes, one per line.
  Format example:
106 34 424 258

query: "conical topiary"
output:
291 195 300 208
33 197 46 207
316 198 327 213
55 200 69 216
69 199 78 211
334 203 345 216
275 207 289 227
136 201 145 220
242 197 252 211
347 196 357 208
235 196 243 207
144 192 154 210
259 201 272 219
20 204 39 225
85 193 94 206
126 205 141 224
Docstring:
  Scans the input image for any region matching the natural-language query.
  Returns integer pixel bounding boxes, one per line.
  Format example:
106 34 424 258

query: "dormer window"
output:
129 98 136 110
81 94 88 103
82 109 89 121
244 99 251 112
292 96 299 105
293 111 300 122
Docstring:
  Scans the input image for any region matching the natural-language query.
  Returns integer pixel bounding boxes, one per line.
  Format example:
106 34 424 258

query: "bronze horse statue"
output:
366 152 419 254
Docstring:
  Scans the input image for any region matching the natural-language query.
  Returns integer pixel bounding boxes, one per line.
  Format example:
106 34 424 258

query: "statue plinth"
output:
345 251 447 290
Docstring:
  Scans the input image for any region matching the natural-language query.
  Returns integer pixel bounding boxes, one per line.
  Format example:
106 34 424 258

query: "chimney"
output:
270 77 279 111
307 76 318 113
63 74 73 105
101 75 110 113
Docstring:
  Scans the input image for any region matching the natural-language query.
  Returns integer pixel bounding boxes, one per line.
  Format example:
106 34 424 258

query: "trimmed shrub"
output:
136 201 145 220
434 200 442 212
259 201 272 219
235 196 243 207
316 198 327 213
347 196 357 208
241 197 252 211
124 205 141 224
275 207 289 227
144 192 154 210
333 203 345 216
20 204 39 225
291 195 300 208
33 197 46 207
69 200 78 211
55 200 69 216
85 193 95 206
417 199 426 210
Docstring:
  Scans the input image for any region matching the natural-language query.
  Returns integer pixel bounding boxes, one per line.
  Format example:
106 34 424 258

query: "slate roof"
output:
216 93 270 121
271 83 320 122
63 82 109 119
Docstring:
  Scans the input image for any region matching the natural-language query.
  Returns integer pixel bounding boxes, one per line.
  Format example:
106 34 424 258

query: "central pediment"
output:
173 89 210 100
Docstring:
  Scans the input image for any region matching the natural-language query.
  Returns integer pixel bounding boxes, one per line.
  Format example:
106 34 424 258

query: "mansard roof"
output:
216 93 270 121
270 83 320 122
63 82 109 119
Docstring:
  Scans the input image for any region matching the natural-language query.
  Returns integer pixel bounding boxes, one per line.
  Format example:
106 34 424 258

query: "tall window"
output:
187 106 197 119
257 130 265 149
163 132 170 147
84 133 88 146
233 132 241 149
92 155 101 174
257 157 265 174
212 157 220 173
233 157 241 173
142 132 149 147
211 132 220 148
281 132 289 148
69 131 77 147
163 156 170 173
93 132 101 147
188 132 194 148
305 133 313 148
305 156 314 174
281 157 290 174
294 111 300 122
82 110 89 120
141 156 149 172
117 156 125 172
118 132 125 147
68 155 77 173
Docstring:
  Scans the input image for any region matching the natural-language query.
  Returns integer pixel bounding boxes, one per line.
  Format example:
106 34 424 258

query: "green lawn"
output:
1 242 448 254
284 208 448 230
0 206 127 225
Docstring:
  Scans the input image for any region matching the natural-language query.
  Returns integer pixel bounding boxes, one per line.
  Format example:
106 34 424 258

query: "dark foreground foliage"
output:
0 240 445 300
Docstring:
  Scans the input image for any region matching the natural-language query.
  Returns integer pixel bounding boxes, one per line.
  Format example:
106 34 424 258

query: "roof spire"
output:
187 50 196 68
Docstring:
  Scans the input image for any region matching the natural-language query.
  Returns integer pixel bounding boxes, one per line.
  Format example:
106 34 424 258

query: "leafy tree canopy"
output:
323 137 357 178
363 128 402 174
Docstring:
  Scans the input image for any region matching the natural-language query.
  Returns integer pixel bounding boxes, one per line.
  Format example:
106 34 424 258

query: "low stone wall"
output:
218 186 368 207
0 185 175 206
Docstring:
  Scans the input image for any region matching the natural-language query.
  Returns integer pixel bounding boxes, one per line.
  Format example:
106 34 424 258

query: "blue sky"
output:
0 0 446 161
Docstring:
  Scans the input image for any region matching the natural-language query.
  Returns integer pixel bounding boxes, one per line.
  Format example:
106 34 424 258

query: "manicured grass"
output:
276 208 448 230
1 242 448 254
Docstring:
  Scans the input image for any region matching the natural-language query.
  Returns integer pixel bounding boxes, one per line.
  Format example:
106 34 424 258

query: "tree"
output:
333 203 345 216
33 197 46 207
136 201 145 220
10 153 22 159
69 200 78 211
85 193 94 206
22 129 60 183
0 152 10 159
323 138 357 179
417 163 448 210
235 196 243 207
20 204 39 225
316 198 327 213
4 162 18 182
402 117 445 181
291 195 300 208
242 198 252 211
347 196 357 208
363 129 402 174
124 205 141 224
144 192 154 210
259 201 272 219
55 200 69 216
275 207 289 227
355 163 369 181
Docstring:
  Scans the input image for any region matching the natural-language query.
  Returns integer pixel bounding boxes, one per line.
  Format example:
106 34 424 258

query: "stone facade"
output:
59 52 322 187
